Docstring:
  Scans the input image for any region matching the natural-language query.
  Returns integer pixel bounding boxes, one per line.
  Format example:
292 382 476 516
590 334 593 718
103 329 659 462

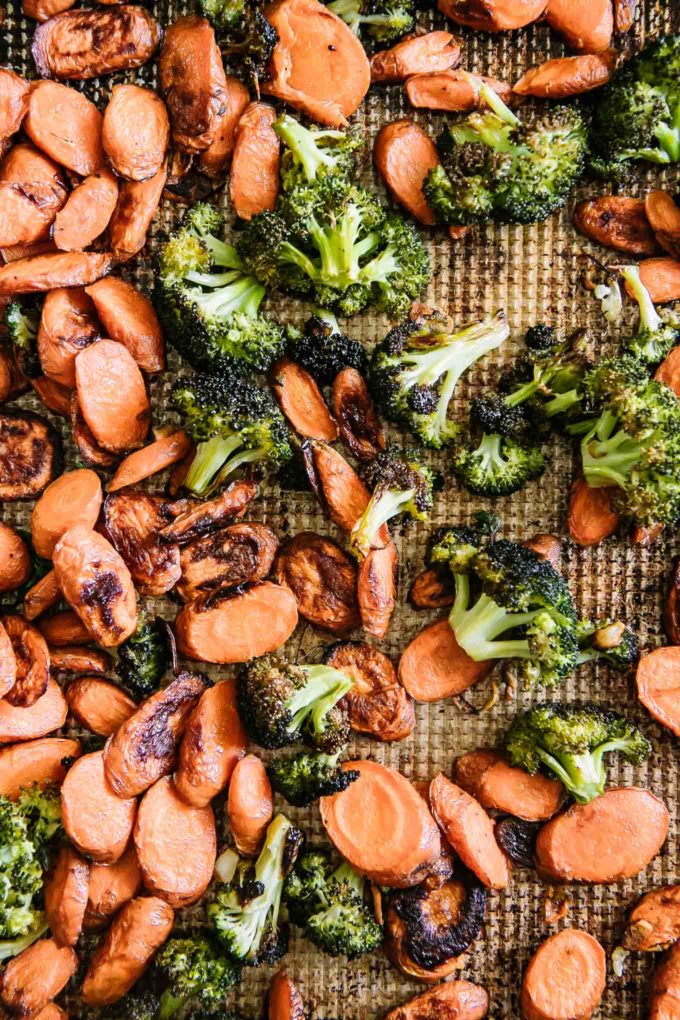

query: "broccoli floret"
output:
431 532 579 687
209 814 303 965
198 0 246 31
202 0 278 88
425 95 587 227
275 115 362 193
370 310 509 448
576 619 639 670
284 850 382 959
3 298 41 379
237 656 353 753
172 370 292 496
620 265 680 365
504 703 652 804
350 448 436 558
453 433 545 497
155 935 241 1018
326 0 414 44
99 987 161 1020
15 785 62 866
268 752 359 807
286 311 368 385
156 202 285 374
590 36 680 172
115 612 169 701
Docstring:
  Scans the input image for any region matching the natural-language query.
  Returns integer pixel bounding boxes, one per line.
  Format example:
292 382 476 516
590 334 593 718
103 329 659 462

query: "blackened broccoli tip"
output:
370 310 510 449
267 751 359 806
208 813 303 966
326 0 414 43
275 115 362 192
576 619 639 670
237 655 353 753
504 703 652 804
427 525 483 573
204 0 277 87
620 265 680 365
452 432 545 497
155 934 241 1019
286 313 368 385
350 449 436 558
115 612 169 700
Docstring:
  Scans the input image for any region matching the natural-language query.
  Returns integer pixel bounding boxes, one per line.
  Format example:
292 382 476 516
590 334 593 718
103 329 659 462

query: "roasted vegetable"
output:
350 448 436 558
268 751 359 806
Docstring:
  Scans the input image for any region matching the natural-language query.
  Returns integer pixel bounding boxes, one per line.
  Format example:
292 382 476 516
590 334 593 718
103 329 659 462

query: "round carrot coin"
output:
521 928 606 1020
61 751 137 864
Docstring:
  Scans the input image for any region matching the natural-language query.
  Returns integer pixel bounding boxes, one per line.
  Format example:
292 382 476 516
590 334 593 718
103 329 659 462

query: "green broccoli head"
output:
286 312 368 385
427 525 483 573
350 448 437 558
155 935 241 1018
275 115 362 193
452 432 545 497
115 612 169 700
620 265 680 365
15 784 62 865
504 703 652 803
576 619 639 670
268 752 359 807
237 656 353 753
326 0 415 43
3 297 41 379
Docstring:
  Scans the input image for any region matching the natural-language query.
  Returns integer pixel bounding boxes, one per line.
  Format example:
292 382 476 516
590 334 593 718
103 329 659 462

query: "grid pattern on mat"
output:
2 0 680 1015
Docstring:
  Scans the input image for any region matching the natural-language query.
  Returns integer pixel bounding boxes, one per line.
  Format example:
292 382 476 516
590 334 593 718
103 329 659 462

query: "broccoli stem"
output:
476 79 520 127
536 741 637 804
192 276 266 319
289 666 353 735
581 411 645 489
468 433 506 475
620 265 663 334
350 486 416 558
327 0 362 32
449 574 541 662
274 116 345 182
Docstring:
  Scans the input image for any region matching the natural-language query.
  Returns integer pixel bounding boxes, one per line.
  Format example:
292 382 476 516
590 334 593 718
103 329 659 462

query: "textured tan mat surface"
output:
2 0 680 1015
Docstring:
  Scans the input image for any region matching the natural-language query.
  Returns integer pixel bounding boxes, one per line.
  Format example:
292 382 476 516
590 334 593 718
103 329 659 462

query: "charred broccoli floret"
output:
370 310 509 448
268 752 359 806
4 298 41 379
115 612 169 700
620 265 680 365
237 655 353 752
286 311 368 385
172 370 292 496
504 703 652 804
101 988 161 1020
200 0 277 87
349 448 436 558
452 433 545 497
155 934 241 1018
284 849 382 959
209 814 303 965
576 619 639 670
326 0 414 44
156 202 285 373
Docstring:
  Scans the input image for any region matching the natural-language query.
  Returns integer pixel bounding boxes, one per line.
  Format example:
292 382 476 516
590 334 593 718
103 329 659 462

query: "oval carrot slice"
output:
38 609 91 646
535 786 669 883
61 750 137 864
31 376 72 418
0 143 67 247
572 196 657 257
1 614 50 707
273 532 359 635
269 357 338 440
109 166 167 262
23 569 61 621
0 938 77 1017
320 759 441 887
85 276 165 374
0 69 30 150
514 53 612 98
324 640 415 742
521 928 606 1020
66 677 136 736
268 971 306 1020
75 339 150 453
624 885 680 952
0 736 80 798
198 75 250 178
370 31 462 84
0 676 66 742
37 286 101 388
263 0 371 127
44 845 90 947
307 440 375 534
102 84 169 182
650 941 680 1020
385 982 489 1020
437 0 546 30
645 191 680 260
454 751 564 822
0 521 31 593
31 468 102 560
429 773 511 890
636 646 680 737
229 102 281 221
159 15 228 153
399 618 492 702
22 0 76 21
656 347 680 399
53 168 119 252
103 671 209 799
357 539 398 640
0 621 17 700
134 775 216 908
0 251 115 296
108 432 191 492
636 257 680 304
405 70 511 112
332 367 385 462
174 679 247 808
85 843 143 929
80 896 174 1007
374 120 439 226
49 645 112 675
567 478 620 546
178 521 278 602
175 581 299 664
25 81 103 176
227 753 274 857
545 0 613 51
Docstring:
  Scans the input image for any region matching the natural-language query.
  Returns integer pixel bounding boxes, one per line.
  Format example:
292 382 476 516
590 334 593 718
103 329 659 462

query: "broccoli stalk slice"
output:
350 486 416 558
159 990 183 1020
184 435 270 496
274 116 346 182
449 574 543 662
291 666 354 740
476 78 521 127
535 738 644 804
190 276 266 319
581 410 646 489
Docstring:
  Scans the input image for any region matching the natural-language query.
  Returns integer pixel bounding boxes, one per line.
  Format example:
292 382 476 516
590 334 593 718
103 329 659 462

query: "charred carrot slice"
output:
0 251 115 296
65 677 136 736
109 166 167 262
405 70 511 112
0 620 17 699
324 640 415 742
357 540 398 640
0 736 81 798
370 31 461 83
332 367 386 462
567 478 620 546
31 468 102 559
384 982 489 1020
174 679 247 808
85 276 165 374
398 618 492 702
522 533 562 566
636 647 680 737
23 569 61 621
37 286 100 388
268 971 306 1020
227 754 274 857
624 885 680 952
198 75 251 178
44 845 90 948
0 521 31 593
1 614 50 707
273 532 360 635
108 432 191 492
0 68 30 150
374 120 439 226
0 938 77 1017
269 357 338 441
159 15 228 153
61 750 137 864
429 773 510 890
52 169 119 252
0 677 67 742
521 929 606 1020
572 196 657 257
0 143 67 247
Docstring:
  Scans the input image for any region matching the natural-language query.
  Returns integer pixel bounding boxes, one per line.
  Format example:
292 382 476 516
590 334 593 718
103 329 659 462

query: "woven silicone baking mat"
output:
2 0 680 1015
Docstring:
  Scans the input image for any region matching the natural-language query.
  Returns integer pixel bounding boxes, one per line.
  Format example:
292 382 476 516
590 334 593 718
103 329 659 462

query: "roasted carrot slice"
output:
22 0 76 21
31 1003 69 1020
324 640 415 742
405 70 512 112
650 941 680 1020
535 786 669 883
572 196 657 257
31 467 102 559
198 75 251 178
48 645 112 675
0 736 80 798
437 0 545 29
109 166 167 262
159 15 228 153
108 432 190 492
23 569 62 621
37 286 100 388
53 168 119 252
567 478 620 546
0 69 30 151
429 773 510 890
269 357 338 440
332 367 385 462
0 938 77 1017
0 143 67 247
633 258 680 304
398 618 492 702
38 610 91 646
521 929 606 1020
0 251 114 296
0 621 17 700
134 775 216 908
636 647 680 737
357 539 397 639
0 677 67 742
31 377 73 418
624 885 680 952
320 759 441 887
370 31 461 83
263 0 371 127
1 614 50 707
384 982 489 1020
454 750 564 821
0 521 31 593
306 440 376 534
0 410 60 502
374 120 439 226
0 347 24 404
656 347 680 399
523 532 562 566
514 53 612 97
174 679 247 808
84 843 143 929
61 750 137 864
227 753 274 856
44 845 90 948
102 84 169 182
177 521 279 602
645 191 680 261
268 971 306 1020
65 677 136 736
85 276 165 374
229 103 281 221
545 0 613 52
75 339 150 453
24 81 103 175
103 490 181 597
158 479 257 543
273 532 359 635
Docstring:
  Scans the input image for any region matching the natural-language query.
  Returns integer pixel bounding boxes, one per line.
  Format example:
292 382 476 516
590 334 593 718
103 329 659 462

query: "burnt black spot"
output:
80 570 124 636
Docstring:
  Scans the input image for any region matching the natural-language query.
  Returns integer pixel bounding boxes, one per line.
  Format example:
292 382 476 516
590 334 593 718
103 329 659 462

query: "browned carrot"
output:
332 367 386 462
636 647 680 737
635 257 680 303
357 539 398 639
134 775 216 907
0 251 115 296
268 971 306 1020
0 938 77 1017
632 522 664 546
623 885 680 952
23 569 62 621
32 1004 69 1020
374 120 439 226
645 191 680 260
174 679 247 808
454 750 564 821
85 277 166 374
102 84 169 182
306 440 383 535
49 645 112 675
65 677 136 736
320 759 441 887
545 0 613 52
229 103 281 221
405 70 512 112
324 640 415 742
514 53 612 97
198 75 250 178
37 286 100 388
0 143 67 247
61 750 137 864
370 31 461 83
103 489 182 597
0 736 81 798
52 169 119 252
38 610 91 646
572 196 657 257
398 618 492 702
158 479 256 543
227 754 274 857
84 843 143 929
108 432 191 492
437 0 545 30
0 68 30 151
31 468 102 559
1 614 49 707
384 982 489 1020
31 6 161 79
409 567 454 610
650 941 680 1020
177 521 279 602
521 929 606 1020
273 532 359 635
0 677 67 742
159 15 227 153
269 357 338 440
567 478 620 546
613 0 636 31
75 339 150 453
523 533 562 566
109 166 167 262
0 521 31 592
31 376 72 418
44 845 90 947
656 347 680 399
24 81 104 175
